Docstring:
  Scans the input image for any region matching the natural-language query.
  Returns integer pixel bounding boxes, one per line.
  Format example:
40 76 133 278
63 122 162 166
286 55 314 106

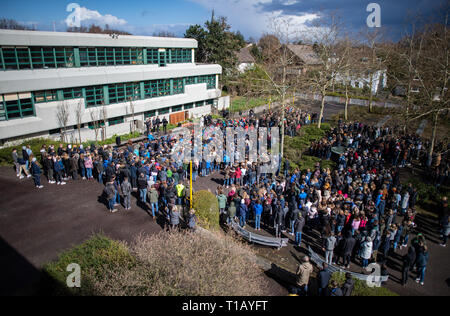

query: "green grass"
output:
193 190 220 231
229 96 273 113
331 272 398 296
284 123 335 172
40 234 135 295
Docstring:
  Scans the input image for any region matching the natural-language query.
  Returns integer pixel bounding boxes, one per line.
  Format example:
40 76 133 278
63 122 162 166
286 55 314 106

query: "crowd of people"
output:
10 105 449 295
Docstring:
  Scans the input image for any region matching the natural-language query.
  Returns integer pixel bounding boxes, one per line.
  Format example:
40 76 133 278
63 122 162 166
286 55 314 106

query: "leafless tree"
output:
302 14 347 128
89 108 101 142
56 102 70 143
75 100 84 144
129 98 135 133
101 105 108 141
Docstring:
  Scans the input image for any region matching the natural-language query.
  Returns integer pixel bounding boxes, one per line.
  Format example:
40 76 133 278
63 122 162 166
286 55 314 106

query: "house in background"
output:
284 44 322 75
236 44 255 73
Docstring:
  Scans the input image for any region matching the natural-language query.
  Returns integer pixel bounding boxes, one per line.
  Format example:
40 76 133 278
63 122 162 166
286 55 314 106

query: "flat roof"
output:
0 29 198 48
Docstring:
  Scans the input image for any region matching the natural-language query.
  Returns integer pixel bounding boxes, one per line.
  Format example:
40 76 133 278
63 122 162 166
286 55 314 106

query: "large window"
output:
108 116 124 126
2 93 34 120
170 48 192 63
172 78 184 94
85 86 104 107
0 47 74 70
198 75 216 89
144 110 156 118
79 47 144 67
172 105 182 112
147 49 159 64
34 90 58 103
63 87 83 100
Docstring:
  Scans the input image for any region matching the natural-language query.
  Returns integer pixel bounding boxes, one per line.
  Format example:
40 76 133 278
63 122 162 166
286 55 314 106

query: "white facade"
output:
0 30 222 144
335 69 387 95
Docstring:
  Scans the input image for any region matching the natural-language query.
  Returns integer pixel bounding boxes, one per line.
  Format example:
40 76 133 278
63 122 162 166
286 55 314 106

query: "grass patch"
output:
331 272 398 296
230 96 272 113
284 123 335 172
193 190 220 231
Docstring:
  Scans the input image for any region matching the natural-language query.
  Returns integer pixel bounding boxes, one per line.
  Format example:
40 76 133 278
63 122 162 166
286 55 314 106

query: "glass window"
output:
144 110 156 118
184 103 193 110
34 90 57 103
108 116 124 126
157 79 170 97
3 94 34 120
172 105 182 112
172 78 184 94
63 87 83 100
147 49 159 64
158 107 170 115
85 85 104 107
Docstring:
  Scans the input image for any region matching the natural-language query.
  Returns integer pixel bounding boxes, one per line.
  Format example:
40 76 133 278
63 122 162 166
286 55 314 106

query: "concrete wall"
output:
217 96 230 110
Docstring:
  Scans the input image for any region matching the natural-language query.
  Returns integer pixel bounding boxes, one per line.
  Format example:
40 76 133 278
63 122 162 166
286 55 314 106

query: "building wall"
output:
0 83 220 141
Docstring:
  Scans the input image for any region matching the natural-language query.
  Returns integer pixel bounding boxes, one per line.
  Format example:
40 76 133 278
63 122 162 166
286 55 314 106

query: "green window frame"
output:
172 78 184 94
185 76 196 85
198 75 216 89
147 49 159 64
62 87 83 100
85 85 104 107
144 110 156 118
195 101 204 108
158 107 170 115
143 80 158 98
183 103 193 110
172 105 183 112
108 116 124 126
156 79 170 97
88 121 105 129
2 93 35 120
206 99 214 106
34 90 58 103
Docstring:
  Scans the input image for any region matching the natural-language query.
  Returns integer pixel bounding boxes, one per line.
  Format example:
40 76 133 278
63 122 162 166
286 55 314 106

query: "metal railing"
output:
230 220 289 249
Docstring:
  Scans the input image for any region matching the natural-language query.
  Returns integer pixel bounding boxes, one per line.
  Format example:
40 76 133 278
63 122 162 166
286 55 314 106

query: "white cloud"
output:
65 6 127 28
188 0 322 40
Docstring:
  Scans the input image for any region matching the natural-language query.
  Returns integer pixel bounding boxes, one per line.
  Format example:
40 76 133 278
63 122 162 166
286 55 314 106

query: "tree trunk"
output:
78 126 82 144
427 110 439 167
344 84 349 121
318 93 325 129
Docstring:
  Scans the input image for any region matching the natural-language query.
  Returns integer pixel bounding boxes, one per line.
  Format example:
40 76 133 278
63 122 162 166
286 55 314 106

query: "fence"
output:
308 246 389 284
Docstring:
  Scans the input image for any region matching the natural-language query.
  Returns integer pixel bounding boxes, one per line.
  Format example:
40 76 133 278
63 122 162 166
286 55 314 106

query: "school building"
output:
0 29 223 145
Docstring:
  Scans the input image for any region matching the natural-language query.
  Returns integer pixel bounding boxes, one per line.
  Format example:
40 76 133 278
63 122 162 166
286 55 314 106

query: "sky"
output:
1 0 447 41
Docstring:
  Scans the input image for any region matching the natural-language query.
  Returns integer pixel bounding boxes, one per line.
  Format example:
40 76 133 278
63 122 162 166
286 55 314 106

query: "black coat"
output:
318 268 331 289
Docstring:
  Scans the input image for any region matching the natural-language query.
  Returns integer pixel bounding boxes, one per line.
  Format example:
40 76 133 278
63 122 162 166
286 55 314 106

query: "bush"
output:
330 272 398 296
41 234 135 295
193 190 220 231
0 138 67 166
284 123 335 172
42 232 271 296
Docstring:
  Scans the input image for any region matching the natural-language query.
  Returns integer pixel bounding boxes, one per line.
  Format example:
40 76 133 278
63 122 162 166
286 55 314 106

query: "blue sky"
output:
1 0 447 40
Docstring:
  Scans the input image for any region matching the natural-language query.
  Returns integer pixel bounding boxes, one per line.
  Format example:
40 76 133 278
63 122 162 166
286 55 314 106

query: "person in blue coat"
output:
30 157 43 188
415 244 429 285
239 200 248 228
253 201 263 231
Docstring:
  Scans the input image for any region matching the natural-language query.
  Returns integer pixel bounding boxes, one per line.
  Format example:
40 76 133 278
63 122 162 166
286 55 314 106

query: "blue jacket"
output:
416 251 429 268
253 203 263 216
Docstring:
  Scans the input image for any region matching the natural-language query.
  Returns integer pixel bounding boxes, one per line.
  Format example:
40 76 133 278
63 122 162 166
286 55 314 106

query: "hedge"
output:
192 190 220 231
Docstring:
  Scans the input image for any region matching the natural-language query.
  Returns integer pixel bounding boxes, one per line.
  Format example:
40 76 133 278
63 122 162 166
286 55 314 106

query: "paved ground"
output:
0 166 287 296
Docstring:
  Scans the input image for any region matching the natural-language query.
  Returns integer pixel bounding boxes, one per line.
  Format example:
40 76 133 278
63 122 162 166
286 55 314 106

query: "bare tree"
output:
56 102 70 143
89 108 101 142
75 100 84 144
101 105 108 141
303 14 347 128
129 98 135 133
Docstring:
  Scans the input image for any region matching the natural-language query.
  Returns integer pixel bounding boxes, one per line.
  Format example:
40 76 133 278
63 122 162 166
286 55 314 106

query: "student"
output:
148 185 159 219
294 213 305 247
323 232 337 265
187 209 198 231
137 173 148 204
317 263 331 296
30 157 43 189
341 273 354 296
170 205 181 230
121 176 132 211
415 244 429 286
295 256 313 296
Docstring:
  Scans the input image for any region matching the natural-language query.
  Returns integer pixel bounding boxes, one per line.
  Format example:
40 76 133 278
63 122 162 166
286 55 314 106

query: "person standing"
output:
104 180 117 213
148 185 159 219
121 176 132 211
294 213 305 247
295 256 313 296
317 263 331 296
30 157 43 189
253 200 263 231
401 246 416 286
440 215 450 247
341 273 354 296
360 237 373 268
415 244 429 286
323 232 337 265
137 173 148 205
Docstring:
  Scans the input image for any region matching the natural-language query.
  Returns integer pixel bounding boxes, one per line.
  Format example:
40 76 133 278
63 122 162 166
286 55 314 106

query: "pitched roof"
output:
236 44 255 64
286 44 321 65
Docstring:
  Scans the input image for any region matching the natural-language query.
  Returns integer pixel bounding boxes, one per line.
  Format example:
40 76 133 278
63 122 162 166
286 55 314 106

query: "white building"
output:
0 30 222 145
236 44 255 73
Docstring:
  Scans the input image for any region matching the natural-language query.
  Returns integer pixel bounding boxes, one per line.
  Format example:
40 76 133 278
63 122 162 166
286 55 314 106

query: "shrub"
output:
41 234 135 295
42 232 271 296
330 272 398 296
192 190 220 231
